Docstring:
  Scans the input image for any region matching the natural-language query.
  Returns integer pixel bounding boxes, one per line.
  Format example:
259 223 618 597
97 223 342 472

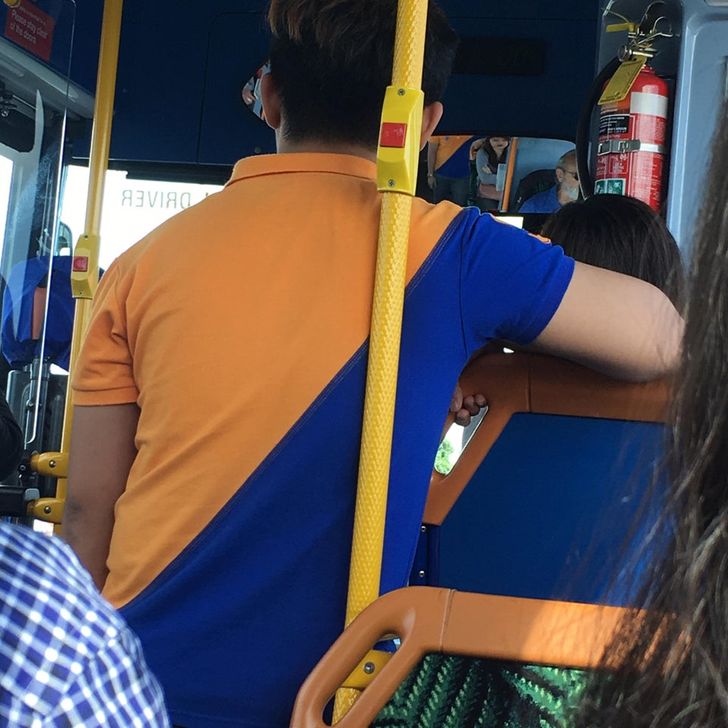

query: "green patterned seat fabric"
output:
371 654 588 728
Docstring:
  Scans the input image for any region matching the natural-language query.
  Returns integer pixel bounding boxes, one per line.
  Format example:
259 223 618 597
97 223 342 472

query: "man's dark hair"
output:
268 0 458 147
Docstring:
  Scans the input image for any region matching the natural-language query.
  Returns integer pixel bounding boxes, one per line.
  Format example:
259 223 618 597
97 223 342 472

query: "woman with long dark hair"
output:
543 194 684 308
576 101 728 727
470 136 510 210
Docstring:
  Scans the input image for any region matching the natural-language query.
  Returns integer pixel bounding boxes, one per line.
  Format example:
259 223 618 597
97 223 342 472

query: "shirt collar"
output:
226 153 377 186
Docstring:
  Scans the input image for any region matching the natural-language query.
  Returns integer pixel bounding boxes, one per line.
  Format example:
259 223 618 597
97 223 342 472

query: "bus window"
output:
60 166 224 268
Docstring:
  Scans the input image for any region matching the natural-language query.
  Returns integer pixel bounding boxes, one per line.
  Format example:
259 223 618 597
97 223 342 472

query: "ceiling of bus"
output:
70 0 603 167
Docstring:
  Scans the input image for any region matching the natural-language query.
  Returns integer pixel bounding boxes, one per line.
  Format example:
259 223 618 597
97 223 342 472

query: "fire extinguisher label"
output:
628 152 664 210
633 114 667 147
629 91 668 118
599 113 630 136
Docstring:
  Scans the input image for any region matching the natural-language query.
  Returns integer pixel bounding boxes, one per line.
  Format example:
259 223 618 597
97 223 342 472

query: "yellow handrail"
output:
31 0 124 527
334 0 429 719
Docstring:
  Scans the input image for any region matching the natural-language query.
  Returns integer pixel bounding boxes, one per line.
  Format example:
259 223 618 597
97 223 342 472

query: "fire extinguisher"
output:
594 66 670 211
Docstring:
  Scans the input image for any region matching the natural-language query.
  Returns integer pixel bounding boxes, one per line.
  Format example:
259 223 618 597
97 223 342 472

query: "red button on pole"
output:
380 122 407 148
72 256 89 273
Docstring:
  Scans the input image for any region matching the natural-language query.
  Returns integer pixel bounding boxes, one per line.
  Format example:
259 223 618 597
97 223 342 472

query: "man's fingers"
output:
450 386 464 413
463 396 480 416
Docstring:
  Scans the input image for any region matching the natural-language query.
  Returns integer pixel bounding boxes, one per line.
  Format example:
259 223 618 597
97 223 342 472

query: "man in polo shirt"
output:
519 150 581 213
65 1 683 726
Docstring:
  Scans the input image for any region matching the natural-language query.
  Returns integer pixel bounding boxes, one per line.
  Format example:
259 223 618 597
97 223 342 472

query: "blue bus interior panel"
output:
68 0 602 166
198 12 275 164
432 413 665 608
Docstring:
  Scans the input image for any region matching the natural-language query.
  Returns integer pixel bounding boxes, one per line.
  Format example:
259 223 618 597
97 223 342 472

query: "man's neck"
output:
276 137 377 163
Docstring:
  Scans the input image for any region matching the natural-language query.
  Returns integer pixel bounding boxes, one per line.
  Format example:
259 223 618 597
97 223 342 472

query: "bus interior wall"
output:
68 0 603 166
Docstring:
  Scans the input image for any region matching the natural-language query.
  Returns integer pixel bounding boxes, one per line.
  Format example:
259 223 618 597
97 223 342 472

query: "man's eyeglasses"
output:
558 168 579 182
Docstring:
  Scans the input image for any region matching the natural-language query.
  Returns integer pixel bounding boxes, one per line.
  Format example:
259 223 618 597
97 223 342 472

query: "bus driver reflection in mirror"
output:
520 150 580 213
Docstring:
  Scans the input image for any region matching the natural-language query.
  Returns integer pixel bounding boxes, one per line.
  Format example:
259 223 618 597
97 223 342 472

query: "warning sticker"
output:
595 178 626 196
599 114 630 137
5 2 55 62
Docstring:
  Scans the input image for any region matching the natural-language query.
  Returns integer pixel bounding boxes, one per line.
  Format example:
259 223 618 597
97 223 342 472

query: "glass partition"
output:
0 0 77 493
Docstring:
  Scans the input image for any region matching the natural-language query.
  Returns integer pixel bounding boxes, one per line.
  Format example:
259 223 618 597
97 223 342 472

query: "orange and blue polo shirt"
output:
73 153 574 728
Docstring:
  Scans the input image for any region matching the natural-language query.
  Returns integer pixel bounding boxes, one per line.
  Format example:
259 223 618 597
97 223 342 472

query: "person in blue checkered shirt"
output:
0 522 169 726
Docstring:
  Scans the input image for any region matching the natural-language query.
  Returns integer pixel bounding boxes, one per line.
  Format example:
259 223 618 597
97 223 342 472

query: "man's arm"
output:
65 403 139 590
532 261 683 382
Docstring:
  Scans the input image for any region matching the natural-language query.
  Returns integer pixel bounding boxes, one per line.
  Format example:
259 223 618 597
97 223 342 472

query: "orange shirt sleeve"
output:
72 260 139 406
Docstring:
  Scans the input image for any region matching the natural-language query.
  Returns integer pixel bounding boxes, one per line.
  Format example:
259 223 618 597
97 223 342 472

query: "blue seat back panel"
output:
437 414 665 606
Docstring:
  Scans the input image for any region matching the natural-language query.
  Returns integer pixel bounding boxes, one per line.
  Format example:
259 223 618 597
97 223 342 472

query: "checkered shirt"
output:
0 523 169 726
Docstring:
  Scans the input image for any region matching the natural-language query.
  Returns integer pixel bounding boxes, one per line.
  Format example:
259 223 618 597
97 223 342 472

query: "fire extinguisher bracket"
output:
597 139 667 155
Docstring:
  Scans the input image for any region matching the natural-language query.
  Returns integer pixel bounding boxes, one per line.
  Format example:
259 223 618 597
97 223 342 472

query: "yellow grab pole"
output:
334 0 428 719
30 0 124 527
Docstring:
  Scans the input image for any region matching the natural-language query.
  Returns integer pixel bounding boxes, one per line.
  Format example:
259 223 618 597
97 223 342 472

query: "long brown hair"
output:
576 102 728 727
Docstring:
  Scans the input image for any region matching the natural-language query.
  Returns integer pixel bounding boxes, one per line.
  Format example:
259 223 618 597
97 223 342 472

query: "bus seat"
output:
1 256 76 370
290 586 632 728
513 169 556 210
417 352 670 607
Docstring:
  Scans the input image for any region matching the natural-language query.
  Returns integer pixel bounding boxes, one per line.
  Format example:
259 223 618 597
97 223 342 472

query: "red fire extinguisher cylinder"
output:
596 67 669 211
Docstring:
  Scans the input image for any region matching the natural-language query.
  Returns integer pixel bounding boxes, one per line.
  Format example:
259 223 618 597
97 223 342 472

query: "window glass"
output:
60 166 224 268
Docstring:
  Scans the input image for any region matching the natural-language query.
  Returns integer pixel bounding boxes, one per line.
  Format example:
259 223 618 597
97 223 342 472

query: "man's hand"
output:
449 384 487 427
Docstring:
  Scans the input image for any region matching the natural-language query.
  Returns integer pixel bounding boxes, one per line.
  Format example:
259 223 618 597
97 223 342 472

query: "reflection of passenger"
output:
427 134 474 205
470 136 509 211
241 63 269 121
519 150 579 213
542 194 683 307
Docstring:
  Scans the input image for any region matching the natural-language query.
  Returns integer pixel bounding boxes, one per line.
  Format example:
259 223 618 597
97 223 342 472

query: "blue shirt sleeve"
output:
458 209 575 356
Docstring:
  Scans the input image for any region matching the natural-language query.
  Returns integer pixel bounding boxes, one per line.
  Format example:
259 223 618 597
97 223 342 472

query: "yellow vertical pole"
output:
31 0 124 527
334 0 428 719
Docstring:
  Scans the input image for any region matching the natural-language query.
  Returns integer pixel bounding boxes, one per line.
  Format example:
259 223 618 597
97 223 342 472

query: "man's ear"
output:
260 73 282 131
420 102 444 149
555 168 565 184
